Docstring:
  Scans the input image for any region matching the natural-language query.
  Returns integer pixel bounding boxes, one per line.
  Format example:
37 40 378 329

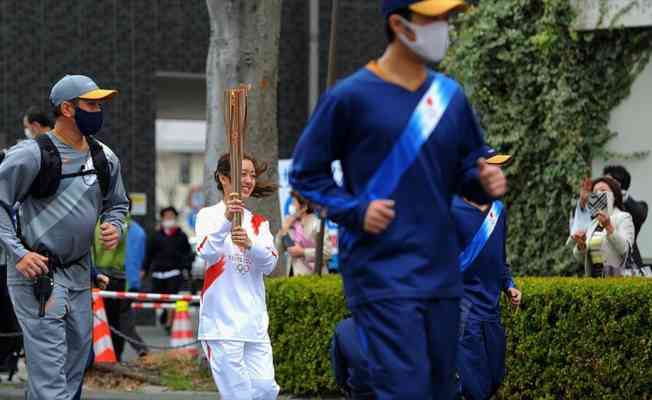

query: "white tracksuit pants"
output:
202 340 280 400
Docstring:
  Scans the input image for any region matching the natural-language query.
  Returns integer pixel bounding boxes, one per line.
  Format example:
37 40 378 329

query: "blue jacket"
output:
451 196 515 319
290 66 490 307
125 220 146 290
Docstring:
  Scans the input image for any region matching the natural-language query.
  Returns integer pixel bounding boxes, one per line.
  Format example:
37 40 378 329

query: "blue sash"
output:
459 201 504 272
334 75 457 251
359 74 458 202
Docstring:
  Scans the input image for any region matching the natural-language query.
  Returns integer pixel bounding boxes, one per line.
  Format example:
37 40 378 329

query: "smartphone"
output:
587 192 609 219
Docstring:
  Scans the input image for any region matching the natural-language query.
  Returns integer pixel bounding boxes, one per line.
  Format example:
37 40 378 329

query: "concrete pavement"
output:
0 384 343 400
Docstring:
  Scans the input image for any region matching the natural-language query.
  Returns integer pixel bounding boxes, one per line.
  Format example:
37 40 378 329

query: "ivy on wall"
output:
444 0 652 275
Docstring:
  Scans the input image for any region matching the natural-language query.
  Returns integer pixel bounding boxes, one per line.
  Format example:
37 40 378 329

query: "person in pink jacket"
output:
195 153 280 400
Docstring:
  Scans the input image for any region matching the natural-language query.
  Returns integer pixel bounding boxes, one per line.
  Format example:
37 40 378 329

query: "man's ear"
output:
61 102 76 118
388 14 415 41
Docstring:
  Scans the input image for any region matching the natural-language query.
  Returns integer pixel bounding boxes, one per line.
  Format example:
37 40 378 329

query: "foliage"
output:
267 275 348 395
443 0 652 275
267 276 652 398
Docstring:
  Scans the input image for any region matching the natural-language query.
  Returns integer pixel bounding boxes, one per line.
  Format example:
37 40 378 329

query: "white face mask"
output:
161 219 176 230
396 17 450 63
24 128 33 139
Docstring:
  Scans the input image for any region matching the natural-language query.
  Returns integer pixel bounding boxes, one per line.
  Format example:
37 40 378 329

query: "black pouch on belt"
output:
32 250 57 318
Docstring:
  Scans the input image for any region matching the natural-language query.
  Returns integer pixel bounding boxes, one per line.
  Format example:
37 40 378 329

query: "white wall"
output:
593 58 652 261
573 0 652 30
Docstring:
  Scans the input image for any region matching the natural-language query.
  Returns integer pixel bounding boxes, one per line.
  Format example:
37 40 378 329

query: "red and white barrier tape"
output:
131 302 200 310
97 290 200 303
131 302 177 310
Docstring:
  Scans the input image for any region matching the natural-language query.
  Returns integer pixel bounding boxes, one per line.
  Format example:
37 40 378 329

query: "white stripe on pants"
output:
202 340 280 400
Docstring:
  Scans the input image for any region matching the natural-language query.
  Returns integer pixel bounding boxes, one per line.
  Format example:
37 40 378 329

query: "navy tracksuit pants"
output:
351 298 460 400
457 315 506 400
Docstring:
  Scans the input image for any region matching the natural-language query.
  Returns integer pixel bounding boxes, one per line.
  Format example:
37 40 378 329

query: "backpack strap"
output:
86 136 111 197
30 135 62 199
26 135 110 199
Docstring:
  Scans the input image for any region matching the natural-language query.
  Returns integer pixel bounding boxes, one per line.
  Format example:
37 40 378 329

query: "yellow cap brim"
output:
409 0 467 17
78 89 118 101
486 154 512 166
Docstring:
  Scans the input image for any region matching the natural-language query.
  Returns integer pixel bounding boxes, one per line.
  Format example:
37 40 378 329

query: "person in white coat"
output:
571 177 635 277
195 152 280 400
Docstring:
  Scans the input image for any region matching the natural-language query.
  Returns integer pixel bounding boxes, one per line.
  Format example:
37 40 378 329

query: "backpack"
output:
2 134 111 199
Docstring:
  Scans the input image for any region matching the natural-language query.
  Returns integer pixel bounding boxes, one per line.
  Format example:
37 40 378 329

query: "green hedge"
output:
267 276 652 398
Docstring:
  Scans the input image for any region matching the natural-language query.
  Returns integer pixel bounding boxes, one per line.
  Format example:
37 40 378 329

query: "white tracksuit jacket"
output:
195 202 278 342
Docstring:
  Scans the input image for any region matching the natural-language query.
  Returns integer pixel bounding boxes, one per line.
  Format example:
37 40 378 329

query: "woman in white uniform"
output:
195 153 280 400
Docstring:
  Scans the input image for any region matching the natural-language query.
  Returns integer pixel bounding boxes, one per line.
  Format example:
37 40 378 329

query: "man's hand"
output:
478 158 507 198
16 252 49 279
364 200 395 235
287 245 305 258
596 211 614 234
100 223 120 250
506 288 522 306
225 194 245 222
95 274 110 290
231 226 252 250
579 177 592 209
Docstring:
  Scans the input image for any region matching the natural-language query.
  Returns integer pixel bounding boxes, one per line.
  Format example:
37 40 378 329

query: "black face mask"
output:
74 107 103 136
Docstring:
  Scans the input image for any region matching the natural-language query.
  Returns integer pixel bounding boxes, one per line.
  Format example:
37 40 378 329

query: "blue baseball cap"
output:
382 0 467 18
49 75 117 106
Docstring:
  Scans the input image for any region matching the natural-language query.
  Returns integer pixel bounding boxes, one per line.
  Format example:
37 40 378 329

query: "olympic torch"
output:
223 84 250 227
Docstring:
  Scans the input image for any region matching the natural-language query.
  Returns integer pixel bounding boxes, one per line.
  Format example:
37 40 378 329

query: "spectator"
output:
143 206 193 332
22 106 53 139
125 200 147 292
603 165 648 266
571 177 635 276
93 199 148 360
275 191 331 276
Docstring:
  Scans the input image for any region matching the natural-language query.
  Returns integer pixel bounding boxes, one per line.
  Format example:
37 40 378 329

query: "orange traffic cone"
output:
170 300 196 353
92 289 117 363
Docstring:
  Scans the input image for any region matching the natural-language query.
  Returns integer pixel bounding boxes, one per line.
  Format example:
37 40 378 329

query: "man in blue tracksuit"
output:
290 1 508 398
451 168 522 399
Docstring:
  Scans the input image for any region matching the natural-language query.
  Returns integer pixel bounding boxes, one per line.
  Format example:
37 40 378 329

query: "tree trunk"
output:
204 0 282 237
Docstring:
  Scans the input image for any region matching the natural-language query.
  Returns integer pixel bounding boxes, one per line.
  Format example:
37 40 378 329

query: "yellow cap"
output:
175 300 189 313
78 88 118 101
486 154 513 166
409 0 467 17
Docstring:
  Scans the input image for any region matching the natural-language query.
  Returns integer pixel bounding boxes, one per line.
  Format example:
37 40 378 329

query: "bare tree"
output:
204 0 282 234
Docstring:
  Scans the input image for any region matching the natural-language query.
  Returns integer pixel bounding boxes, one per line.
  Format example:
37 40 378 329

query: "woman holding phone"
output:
571 177 635 276
275 191 331 276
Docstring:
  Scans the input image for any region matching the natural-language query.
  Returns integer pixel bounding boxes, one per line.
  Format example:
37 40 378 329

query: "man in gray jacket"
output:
0 74 128 399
